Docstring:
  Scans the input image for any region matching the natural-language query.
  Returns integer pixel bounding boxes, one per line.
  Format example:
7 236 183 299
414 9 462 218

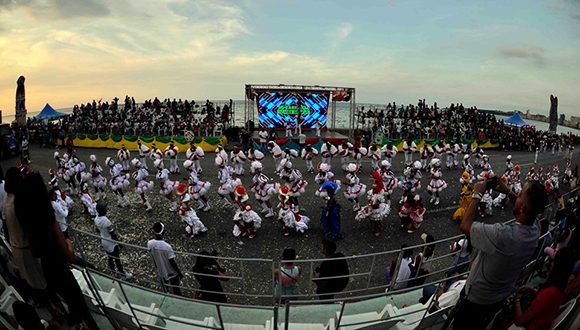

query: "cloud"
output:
327 22 353 51
497 46 547 66
0 0 109 19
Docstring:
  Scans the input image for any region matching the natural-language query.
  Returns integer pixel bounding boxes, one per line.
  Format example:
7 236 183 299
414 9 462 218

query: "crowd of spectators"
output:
356 101 576 152
30 95 234 138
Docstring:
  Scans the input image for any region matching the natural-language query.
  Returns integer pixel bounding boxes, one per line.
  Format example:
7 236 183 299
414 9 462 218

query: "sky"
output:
0 0 579 117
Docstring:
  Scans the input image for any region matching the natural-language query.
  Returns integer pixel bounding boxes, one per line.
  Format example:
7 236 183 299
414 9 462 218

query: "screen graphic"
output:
257 91 329 129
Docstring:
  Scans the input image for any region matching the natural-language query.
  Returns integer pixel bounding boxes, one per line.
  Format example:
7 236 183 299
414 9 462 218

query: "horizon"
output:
1 0 579 117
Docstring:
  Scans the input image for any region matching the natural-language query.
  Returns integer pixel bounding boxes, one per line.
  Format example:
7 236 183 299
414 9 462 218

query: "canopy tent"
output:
503 112 527 127
34 103 69 121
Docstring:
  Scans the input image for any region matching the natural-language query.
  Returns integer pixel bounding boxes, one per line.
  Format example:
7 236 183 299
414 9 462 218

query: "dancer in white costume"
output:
247 147 265 163
445 142 453 169
320 141 337 168
267 141 284 173
277 185 310 236
131 158 154 211
343 163 367 211
150 143 164 161
402 137 417 166
368 145 382 171
79 182 97 217
178 193 208 238
117 145 131 171
314 162 341 198
355 170 390 236
426 158 447 205
183 160 211 211
215 156 239 206
477 154 494 181
419 144 433 171
164 141 180 174
88 154 107 200
106 157 130 206
232 186 262 239
379 160 398 207
452 143 461 168
186 142 205 174
137 140 150 169
215 144 229 165
279 159 308 212
381 143 397 164
254 174 279 218
230 145 247 176
398 161 423 204
154 159 179 212
338 141 353 172
301 144 318 173
353 147 367 167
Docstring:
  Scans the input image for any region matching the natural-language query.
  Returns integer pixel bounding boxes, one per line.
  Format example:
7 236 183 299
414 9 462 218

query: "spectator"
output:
320 185 342 240
12 301 64 330
15 172 98 329
274 248 302 302
313 239 349 301
193 250 229 303
409 233 435 286
3 168 47 294
453 179 548 330
147 222 183 296
94 203 132 280
447 237 472 277
391 245 414 290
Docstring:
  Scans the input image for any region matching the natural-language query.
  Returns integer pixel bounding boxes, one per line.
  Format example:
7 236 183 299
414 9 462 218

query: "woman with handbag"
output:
274 249 302 303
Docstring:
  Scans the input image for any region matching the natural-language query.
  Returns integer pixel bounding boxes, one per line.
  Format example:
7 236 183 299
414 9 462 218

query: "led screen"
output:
257 91 329 129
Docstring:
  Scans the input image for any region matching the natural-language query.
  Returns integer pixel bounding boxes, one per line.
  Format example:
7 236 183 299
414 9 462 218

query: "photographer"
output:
147 222 183 296
451 177 548 330
313 239 349 301
193 250 229 303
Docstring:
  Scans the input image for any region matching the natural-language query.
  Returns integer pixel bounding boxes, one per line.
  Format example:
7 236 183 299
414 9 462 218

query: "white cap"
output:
90 154 97 162
154 159 163 168
183 160 193 170
131 158 141 167
347 163 357 172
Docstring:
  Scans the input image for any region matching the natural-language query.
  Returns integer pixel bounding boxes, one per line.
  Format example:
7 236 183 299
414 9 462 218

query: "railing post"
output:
336 302 346 330
365 255 377 292
240 259 248 304
284 301 290 330
309 261 314 299
216 304 225 330
272 260 278 306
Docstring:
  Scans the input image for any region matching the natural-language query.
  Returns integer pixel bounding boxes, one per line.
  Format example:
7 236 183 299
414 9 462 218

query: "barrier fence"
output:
67 185 577 307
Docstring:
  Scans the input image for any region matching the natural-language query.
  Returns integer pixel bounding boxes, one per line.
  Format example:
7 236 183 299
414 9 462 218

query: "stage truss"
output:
244 84 356 139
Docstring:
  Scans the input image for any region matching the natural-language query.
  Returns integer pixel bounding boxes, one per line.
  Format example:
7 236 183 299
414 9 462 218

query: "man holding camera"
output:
451 177 548 330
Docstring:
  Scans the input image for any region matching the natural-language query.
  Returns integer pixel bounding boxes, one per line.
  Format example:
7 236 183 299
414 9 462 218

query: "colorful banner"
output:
65 134 228 153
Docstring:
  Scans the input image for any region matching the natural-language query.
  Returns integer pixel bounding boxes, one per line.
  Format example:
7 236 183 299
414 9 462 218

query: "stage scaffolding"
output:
244 84 356 139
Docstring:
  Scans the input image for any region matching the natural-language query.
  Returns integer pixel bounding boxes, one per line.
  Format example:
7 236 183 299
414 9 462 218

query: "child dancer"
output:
117 145 131 171
320 141 337 168
137 140 150 169
453 171 473 222
277 185 310 236
164 141 180 174
131 158 154 211
279 160 308 212
154 159 179 212
379 160 398 207
254 174 279 218
398 161 422 204
369 145 382 171
88 154 107 201
186 142 205 174
232 185 262 239
230 145 247 176
79 182 97 217
267 141 284 174
301 144 318 174
343 163 367 211
183 160 212 212
355 171 390 236
106 157 130 206
427 158 447 206
178 193 208 238
338 141 353 172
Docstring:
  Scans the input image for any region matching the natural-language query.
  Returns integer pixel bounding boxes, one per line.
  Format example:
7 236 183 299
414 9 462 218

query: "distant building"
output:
570 116 580 124
559 114 566 124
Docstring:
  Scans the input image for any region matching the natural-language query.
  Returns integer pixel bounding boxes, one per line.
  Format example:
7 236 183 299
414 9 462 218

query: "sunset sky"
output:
1 0 579 116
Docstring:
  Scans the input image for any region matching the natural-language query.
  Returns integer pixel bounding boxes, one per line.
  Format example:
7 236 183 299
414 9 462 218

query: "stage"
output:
251 129 349 152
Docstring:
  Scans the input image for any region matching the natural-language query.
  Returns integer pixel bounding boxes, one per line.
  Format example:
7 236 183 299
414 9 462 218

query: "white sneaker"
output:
145 201 153 211
353 203 361 212
202 203 211 212
434 198 440 206
169 202 178 212
123 196 130 206
265 209 274 218
121 272 133 280
430 197 435 204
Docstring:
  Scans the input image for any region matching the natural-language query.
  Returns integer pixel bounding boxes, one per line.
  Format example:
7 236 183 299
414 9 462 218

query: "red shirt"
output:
527 286 564 330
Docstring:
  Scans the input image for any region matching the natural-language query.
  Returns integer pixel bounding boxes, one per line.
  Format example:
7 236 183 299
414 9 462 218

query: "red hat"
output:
278 185 290 196
372 170 384 194
176 182 188 196
234 185 247 197
48 168 56 175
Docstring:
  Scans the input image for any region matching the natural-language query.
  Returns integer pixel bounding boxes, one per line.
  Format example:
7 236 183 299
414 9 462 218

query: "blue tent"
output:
34 103 68 120
503 112 527 127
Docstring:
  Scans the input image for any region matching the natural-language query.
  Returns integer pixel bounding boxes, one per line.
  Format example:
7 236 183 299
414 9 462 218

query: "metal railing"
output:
66 185 578 308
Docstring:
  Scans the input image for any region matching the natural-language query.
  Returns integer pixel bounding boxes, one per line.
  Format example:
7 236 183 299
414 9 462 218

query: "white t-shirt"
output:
437 280 466 308
456 238 470 258
393 257 413 289
298 133 306 144
94 215 117 253
147 239 177 281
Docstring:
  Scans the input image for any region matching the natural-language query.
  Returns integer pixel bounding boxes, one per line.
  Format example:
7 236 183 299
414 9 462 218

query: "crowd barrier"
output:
62 134 228 152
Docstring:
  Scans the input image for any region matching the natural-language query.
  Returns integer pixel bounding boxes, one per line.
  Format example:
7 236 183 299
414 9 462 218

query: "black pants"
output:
164 276 182 296
107 246 124 273
452 293 503 330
